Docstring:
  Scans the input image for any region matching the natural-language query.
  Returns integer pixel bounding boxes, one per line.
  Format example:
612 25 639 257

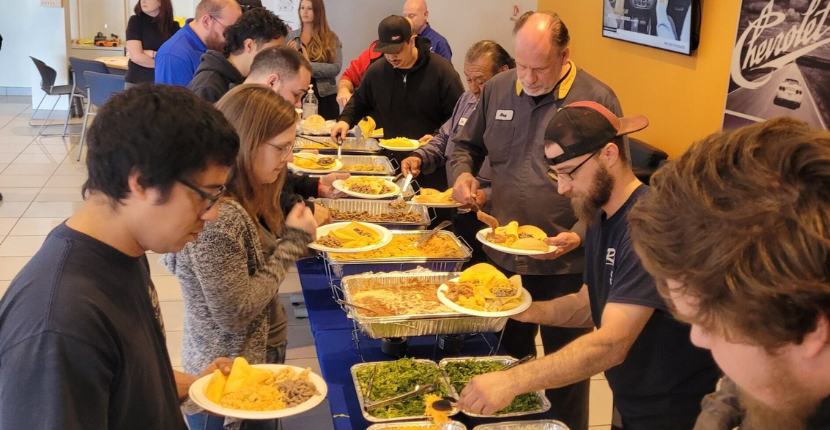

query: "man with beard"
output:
450 12 624 429
457 102 720 430
628 116 830 430
155 0 242 86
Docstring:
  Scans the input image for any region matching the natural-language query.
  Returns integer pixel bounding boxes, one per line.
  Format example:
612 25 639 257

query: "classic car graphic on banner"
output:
723 0 830 130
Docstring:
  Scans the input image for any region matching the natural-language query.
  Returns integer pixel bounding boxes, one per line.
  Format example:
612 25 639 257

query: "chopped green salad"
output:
355 358 449 419
443 359 542 415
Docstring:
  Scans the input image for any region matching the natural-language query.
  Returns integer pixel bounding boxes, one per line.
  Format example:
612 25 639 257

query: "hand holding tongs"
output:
431 355 535 412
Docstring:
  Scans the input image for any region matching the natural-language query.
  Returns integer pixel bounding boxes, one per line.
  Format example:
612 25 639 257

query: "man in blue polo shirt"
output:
402 0 452 61
155 0 242 86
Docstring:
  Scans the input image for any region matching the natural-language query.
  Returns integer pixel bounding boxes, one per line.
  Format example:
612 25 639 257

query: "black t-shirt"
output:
808 396 830 429
585 185 720 430
0 223 187 430
125 13 180 84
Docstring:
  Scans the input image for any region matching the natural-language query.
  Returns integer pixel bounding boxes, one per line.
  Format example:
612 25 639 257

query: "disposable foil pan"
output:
439 357 551 418
337 155 396 175
314 198 430 230
367 421 467 430
341 272 508 338
351 360 458 423
294 136 382 154
326 230 472 278
473 421 570 430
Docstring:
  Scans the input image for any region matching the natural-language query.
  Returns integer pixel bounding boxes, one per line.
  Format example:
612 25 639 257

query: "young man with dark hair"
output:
628 116 830 430
188 7 288 103
457 102 720 430
244 45 312 108
0 85 240 429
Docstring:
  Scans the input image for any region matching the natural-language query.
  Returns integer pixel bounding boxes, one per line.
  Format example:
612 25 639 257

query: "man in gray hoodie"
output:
188 8 287 103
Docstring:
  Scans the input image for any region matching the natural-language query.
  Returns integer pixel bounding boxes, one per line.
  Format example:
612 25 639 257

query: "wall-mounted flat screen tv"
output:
602 0 699 55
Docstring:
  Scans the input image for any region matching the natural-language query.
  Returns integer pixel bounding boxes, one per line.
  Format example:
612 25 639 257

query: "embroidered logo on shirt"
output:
606 248 616 266
495 110 514 121
459 117 468 126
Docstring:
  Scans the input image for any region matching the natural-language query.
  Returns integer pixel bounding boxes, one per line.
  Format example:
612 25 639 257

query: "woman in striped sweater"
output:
164 84 317 430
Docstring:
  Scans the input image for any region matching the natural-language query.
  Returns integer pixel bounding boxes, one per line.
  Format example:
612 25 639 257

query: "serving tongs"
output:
296 134 339 149
431 355 536 412
413 220 452 247
337 299 378 315
364 379 440 412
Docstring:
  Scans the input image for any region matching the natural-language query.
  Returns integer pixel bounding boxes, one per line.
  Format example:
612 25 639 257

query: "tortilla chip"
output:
224 357 252 394
511 237 550 252
205 369 227 403
517 225 547 240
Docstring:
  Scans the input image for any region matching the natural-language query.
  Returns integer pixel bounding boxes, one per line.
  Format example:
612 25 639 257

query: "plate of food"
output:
378 137 423 152
333 176 401 199
288 153 343 173
476 218 556 256
309 221 392 253
410 188 462 208
436 263 532 317
189 357 327 420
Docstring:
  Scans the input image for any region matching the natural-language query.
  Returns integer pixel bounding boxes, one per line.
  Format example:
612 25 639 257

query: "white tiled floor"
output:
0 97 613 429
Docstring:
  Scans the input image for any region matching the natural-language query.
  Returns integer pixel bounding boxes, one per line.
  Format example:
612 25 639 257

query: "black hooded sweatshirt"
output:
338 36 464 139
187 50 244 103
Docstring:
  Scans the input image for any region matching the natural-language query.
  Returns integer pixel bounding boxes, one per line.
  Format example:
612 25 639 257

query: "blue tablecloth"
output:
296 257 548 430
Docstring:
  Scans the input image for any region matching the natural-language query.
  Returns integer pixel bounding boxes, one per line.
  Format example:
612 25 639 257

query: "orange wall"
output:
537 0 742 158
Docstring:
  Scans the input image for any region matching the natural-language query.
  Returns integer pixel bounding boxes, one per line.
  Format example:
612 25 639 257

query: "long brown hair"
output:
298 0 336 63
134 0 176 39
215 84 299 234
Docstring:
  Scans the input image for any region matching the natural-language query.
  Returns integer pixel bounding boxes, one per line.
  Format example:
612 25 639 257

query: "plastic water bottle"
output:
302 85 318 119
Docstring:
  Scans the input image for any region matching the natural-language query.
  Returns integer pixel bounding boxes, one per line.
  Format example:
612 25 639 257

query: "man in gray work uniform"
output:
450 12 624 430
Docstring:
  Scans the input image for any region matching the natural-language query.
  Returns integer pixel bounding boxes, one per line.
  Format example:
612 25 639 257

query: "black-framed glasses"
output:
547 150 600 182
178 179 226 212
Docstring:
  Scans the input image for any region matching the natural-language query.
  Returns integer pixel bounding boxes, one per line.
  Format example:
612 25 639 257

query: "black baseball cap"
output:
545 101 649 165
374 15 412 54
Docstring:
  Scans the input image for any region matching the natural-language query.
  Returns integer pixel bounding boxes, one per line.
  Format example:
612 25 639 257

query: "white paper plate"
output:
476 228 558 256
288 154 343 174
436 276 533 317
378 139 422 152
408 196 463 208
188 364 328 420
332 179 401 199
308 221 392 253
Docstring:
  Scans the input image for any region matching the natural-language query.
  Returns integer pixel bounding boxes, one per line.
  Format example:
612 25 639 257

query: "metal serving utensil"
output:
337 299 378 315
364 382 439 412
296 134 338 149
413 220 452 247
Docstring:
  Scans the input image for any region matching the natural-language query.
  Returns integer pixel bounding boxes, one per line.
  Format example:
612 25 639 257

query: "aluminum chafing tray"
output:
314 198 431 231
367 421 467 430
439 357 551 418
473 420 570 430
326 230 472 278
294 135 382 154
338 155 396 175
341 272 508 338
351 359 458 423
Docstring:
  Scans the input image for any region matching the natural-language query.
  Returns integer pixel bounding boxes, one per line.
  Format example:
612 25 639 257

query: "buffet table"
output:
296 257 553 430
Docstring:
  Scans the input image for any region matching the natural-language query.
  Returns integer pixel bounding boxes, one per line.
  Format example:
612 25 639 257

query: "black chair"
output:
76 71 125 160
629 137 669 184
29 57 81 136
66 58 110 139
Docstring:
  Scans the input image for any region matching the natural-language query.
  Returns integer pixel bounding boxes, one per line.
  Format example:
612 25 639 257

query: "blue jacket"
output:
155 19 207 86
420 23 452 62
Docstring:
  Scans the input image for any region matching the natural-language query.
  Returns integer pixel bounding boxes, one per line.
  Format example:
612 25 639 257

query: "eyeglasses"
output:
210 15 229 30
178 178 226 212
547 150 600 182
265 141 296 160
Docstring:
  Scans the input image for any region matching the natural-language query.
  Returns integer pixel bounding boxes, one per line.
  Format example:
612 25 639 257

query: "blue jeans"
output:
185 414 277 430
